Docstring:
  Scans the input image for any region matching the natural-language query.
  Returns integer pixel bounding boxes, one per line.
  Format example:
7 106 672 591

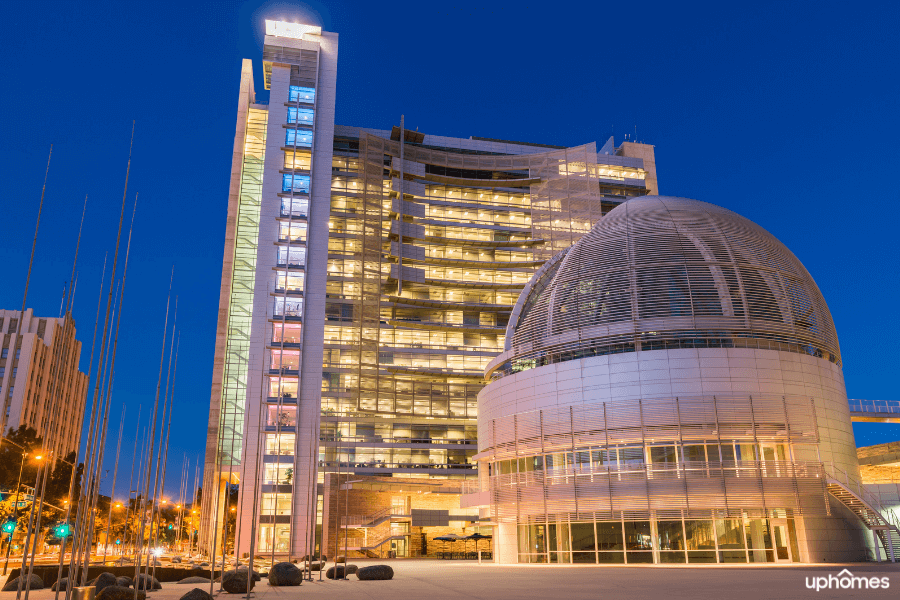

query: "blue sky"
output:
1 0 897 496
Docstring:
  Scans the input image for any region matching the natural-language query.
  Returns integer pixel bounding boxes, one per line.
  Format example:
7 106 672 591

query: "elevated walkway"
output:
849 399 900 423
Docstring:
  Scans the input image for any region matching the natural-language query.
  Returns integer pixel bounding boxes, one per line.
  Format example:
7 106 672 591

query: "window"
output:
260 493 292 515
284 152 311 170
275 271 305 293
11 368 17 379
262 463 293 484
288 86 315 103
265 433 295 455
278 221 308 242
282 173 310 193
281 197 309 218
277 246 306 267
1 348 7 359
266 405 297 427
285 129 313 147
287 107 314 124
272 323 302 344
274 298 303 318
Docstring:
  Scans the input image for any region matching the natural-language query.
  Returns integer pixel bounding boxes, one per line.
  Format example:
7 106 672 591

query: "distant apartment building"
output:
0 309 89 460
202 20 658 558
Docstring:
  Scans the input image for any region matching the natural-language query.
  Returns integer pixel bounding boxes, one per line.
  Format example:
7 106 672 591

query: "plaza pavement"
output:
3 560 900 600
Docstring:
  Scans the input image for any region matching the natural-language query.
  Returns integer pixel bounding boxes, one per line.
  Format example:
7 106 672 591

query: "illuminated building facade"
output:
466 196 899 564
202 20 659 558
0 309 88 459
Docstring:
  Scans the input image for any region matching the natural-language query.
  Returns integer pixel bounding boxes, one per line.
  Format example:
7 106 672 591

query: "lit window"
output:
282 174 310 193
287 107 314 124
288 86 316 103
285 129 313 147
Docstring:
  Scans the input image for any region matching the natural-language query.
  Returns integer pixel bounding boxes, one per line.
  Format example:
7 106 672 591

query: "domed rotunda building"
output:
473 196 879 565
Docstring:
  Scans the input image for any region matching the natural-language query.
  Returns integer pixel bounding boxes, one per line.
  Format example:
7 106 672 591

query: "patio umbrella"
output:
433 535 456 558
465 532 492 556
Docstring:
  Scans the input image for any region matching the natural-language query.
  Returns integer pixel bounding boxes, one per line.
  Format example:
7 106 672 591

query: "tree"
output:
46 451 82 502
0 426 43 490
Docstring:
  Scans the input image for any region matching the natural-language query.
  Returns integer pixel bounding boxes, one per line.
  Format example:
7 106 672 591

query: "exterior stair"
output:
826 477 899 562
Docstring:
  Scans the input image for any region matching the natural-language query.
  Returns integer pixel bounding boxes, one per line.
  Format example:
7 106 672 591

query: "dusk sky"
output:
1 0 897 498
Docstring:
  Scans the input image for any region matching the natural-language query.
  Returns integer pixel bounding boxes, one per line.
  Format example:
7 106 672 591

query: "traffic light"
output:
54 523 70 537
168 524 173 530
1 521 15 534
115 538 121 545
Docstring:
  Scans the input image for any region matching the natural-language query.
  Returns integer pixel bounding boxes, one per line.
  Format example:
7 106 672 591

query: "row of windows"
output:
285 129 313 147
493 442 789 475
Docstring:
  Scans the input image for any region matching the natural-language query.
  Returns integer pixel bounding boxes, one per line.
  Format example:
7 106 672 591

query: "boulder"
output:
304 561 324 571
198 562 210 567
88 572 119 594
51 578 70 592
177 577 211 584
234 568 261 581
116 576 133 588
356 565 394 581
96 587 145 600
326 565 356 579
179 588 213 600
268 562 302 587
171 556 182 564
335 556 346 563
2 575 44 592
134 573 162 590
220 570 254 594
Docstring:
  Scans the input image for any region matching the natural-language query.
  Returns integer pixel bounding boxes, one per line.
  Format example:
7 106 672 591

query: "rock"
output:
356 565 394 581
134 573 162 590
335 556 346 563
2 575 44 592
234 568 261 582
96 587 146 600
326 566 350 580
116 577 133 588
198 562 210 567
220 570 255 594
178 577 211 584
345 564 358 574
89 572 119 593
171 556 182 564
304 561 324 571
51 578 70 592
268 562 302 586
178 588 212 600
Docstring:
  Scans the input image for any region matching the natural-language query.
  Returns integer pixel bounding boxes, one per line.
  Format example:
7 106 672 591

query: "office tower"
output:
202 19 657 559
0 309 88 459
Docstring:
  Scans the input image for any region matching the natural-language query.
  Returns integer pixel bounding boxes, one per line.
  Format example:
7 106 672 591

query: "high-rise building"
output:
0 309 88 460
202 20 657 559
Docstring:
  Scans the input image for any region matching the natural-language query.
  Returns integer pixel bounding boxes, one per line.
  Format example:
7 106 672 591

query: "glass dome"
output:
493 196 840 378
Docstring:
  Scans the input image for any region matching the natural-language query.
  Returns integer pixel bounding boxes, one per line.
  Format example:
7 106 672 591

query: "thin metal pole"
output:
120 404 141 559
151 334 179 588
3 145 51 433
3 451 27 575
133 268 173 600
21 279 75 600
143 304 177 588
64 255 107 600
102 406 126 565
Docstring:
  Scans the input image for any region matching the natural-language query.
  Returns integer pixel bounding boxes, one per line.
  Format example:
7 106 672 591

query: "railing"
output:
341 505 407 527
319 460 474 471
849 399 900 415
826 462 900 530
319 435 475 445
492 460 828 488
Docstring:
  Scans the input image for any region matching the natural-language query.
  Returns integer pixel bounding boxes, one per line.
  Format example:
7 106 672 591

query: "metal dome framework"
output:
490 196 840 379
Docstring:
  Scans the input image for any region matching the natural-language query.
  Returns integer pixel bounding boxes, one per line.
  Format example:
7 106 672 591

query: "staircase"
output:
826 472 899 562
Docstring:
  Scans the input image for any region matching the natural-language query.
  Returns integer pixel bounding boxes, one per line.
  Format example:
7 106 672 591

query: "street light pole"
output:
3 452 28 575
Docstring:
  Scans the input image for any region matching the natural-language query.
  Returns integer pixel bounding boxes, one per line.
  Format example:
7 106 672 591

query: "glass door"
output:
770 520 792 562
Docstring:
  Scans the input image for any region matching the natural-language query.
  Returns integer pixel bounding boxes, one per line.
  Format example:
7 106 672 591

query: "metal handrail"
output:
825 462 900 530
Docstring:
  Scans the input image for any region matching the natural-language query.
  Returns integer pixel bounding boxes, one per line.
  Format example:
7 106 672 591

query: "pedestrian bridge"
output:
850 400 900 424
